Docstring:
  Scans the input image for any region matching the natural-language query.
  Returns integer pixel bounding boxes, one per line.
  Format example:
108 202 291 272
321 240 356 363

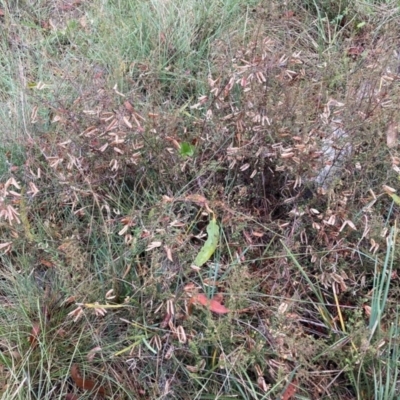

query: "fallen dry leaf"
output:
59 0 82 11
28 322 41 349
39 258 54 268
164 245 173 262
65 394 79 400
124 100 134 113
185 194 209 206
212 292 223 303
363 304 372 317
282 379 298 400
0 242 12 252
283 10 295 18
87 346 102 362
257 375 269 392
146 241 162 251
160 312 172 328
347 46 364 58
387 121 398 148
189 293 230 314
165 136 181 150
70 364 107 396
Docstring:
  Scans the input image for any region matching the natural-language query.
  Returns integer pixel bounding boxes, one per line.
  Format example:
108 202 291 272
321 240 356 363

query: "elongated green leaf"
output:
193 217 219 267
388 192 400 206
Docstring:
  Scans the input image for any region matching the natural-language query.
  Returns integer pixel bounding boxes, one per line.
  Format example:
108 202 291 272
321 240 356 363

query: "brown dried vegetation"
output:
1 1 400 399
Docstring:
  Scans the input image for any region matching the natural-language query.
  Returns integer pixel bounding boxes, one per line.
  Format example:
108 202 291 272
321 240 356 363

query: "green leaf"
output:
388 193 400 206
179 142 195 157
193 217 219 267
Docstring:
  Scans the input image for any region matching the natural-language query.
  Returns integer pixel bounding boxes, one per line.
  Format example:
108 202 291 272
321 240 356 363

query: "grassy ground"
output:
1 0 400 399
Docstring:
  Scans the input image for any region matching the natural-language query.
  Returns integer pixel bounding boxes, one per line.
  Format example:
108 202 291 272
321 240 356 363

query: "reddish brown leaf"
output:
70 364 107 396
160 312 172 328
185 194 209 207
190 293 230 314
59 1 81 11
124 101 134 113
347 46 364 58
212 292 223 303
283 10 295 18
282 379 298 400
165 136 181 150
209 298 230 314
39 258 54 268
28 322 40 349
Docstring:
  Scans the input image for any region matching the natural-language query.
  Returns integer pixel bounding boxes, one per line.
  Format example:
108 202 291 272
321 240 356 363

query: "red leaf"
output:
190 293 230 314
209 299 230 314
282 379 298 400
